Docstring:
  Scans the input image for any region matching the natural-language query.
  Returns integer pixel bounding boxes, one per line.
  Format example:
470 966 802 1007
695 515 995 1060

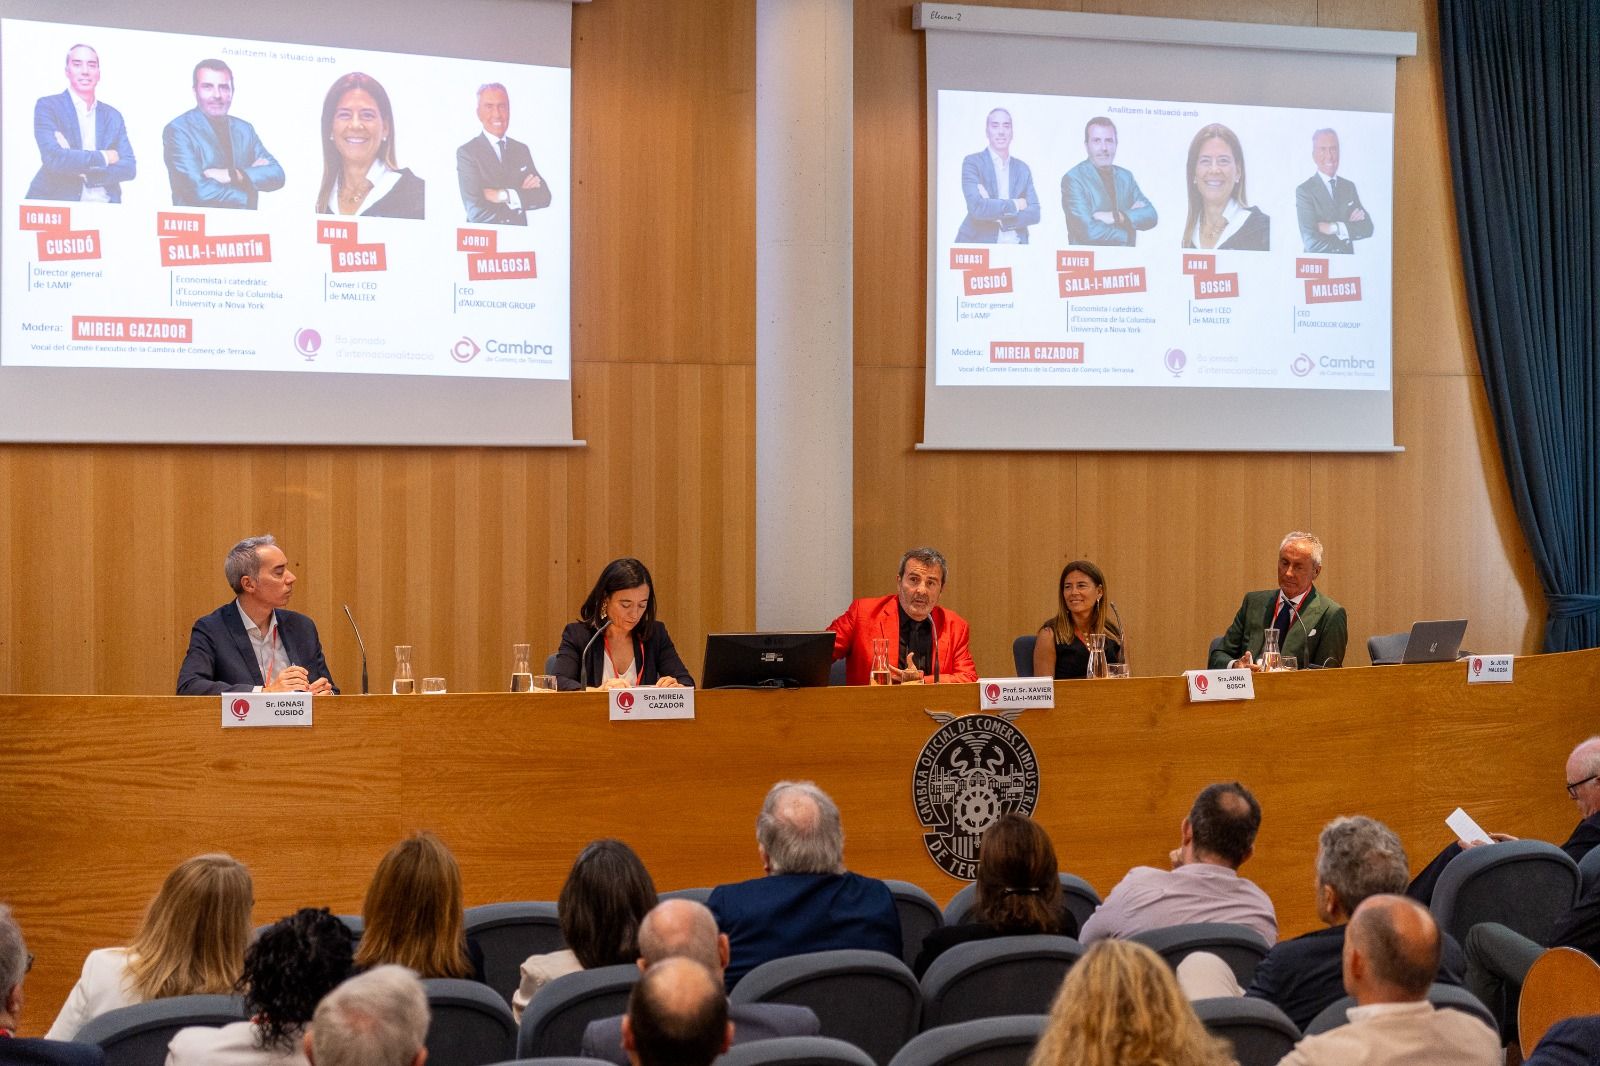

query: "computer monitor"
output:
701 631 836 689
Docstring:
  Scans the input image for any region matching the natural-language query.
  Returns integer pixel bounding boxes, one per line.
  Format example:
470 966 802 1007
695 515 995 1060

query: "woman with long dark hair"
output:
552 557 694 690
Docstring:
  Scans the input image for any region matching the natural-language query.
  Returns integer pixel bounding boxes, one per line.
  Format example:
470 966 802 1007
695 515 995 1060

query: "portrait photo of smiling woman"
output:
315 71 425 219
1181 122 1269 251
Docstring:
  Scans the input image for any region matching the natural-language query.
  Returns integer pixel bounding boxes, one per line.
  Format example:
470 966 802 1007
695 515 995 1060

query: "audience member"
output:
1524 1015 1600 1066
709 781 901 987
582 900 817 1066
47 854 252 1040
0 903 105 1065
1277 895 1499 1066
1409 736 1600 904
1028 939 1233 1066
514 839 657 1022
356 833 481 984
621 958 730 1066
303 966 427 1066
913 813 1074 977
1079 781 1276 946
166 907 356 1066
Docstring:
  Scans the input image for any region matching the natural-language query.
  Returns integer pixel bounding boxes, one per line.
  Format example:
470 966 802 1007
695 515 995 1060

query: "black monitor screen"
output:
701 631 836 690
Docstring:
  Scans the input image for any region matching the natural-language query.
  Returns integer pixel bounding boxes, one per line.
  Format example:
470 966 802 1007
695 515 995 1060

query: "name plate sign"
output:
221 692 312 728
609 687 695 721
978 677 1055 711
1466 655 1514 684
1183 669 1255 703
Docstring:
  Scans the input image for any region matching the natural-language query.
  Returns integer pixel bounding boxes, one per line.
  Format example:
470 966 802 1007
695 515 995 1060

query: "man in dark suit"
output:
176 534 337 696
709 781 901 988
582 899 818 1065
456 83 552 225
162 59 284 209
0 904 105 1064
1209 531 1348 670
1295 129 1374 254
954 108 1040 244
26 45 135 204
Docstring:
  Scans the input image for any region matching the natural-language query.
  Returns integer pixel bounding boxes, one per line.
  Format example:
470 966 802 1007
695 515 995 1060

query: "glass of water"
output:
421 677 447 695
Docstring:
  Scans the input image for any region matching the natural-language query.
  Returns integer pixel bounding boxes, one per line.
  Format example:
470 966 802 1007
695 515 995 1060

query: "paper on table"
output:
1446 806 1492 846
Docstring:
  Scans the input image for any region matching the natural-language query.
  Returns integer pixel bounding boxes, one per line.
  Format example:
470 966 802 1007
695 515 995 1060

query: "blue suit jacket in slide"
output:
163 108 285 208
955 150 1040 244
26 90 136 202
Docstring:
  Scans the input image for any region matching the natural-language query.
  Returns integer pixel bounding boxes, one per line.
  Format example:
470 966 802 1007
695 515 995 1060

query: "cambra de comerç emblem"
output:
912 711 1040 879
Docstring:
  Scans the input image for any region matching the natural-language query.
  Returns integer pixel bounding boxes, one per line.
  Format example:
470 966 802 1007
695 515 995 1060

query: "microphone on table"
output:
342 604 369 695
929 614 941 683
1109 601 1127 663
580 618 612 688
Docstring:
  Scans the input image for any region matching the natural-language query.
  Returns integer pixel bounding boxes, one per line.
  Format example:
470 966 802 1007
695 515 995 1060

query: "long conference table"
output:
7 649 1596 1032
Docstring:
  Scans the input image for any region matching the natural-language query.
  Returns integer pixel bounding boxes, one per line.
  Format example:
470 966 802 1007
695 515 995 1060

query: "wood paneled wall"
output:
0 0 757 696
852 0 1543 679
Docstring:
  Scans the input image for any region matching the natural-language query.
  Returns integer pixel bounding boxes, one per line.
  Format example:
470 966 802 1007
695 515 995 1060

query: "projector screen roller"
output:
917 5 1416 452
0 0 577 445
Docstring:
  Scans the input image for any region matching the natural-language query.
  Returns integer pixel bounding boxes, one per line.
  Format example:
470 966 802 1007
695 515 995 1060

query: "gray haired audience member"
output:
707 781 901 986
1276 895 1498 1066
621 958 731 1066
580 899 819 1065
304 965 429 1066
0 903 105 1064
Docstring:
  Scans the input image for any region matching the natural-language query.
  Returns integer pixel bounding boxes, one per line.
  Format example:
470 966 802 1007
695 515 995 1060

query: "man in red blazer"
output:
828 547 977 684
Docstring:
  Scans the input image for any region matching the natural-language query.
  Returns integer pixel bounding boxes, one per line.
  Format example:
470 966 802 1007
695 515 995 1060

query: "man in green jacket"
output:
1210 532 1348 670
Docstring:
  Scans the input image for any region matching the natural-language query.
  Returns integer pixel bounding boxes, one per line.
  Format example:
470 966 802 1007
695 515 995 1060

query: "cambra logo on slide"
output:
452 337 481 363
1290 354 1316 377
294 328 322 361
230 698 251 720
616 691 634 711
1163 348 1187 377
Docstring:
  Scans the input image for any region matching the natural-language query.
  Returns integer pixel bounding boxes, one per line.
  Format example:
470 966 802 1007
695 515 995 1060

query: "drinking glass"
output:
421 677 447 695
869 638 892 686
1279 656 1298 672
510 643 533 692
392 645 415 695
531 674 558 692
1106 663 1131 679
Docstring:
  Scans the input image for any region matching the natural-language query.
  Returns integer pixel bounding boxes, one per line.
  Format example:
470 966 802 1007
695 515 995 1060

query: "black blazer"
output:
552 620 694 691
1219 205 1270 251
177 603 337 695
0 1037 106 1065
364 169 425 219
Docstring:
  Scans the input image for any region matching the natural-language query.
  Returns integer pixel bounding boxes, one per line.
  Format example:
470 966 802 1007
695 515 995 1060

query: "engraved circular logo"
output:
912 713 1040 880
616 691 634 711
230 698 251 720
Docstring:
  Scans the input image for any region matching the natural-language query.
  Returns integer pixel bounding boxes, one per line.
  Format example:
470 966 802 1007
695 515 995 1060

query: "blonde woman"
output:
355 831 481 981
47 854 253 1039
1029 939 1236 1066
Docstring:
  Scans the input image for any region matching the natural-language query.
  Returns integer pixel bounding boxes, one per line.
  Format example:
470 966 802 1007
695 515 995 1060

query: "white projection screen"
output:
0 0 578 445
916 4 1416 451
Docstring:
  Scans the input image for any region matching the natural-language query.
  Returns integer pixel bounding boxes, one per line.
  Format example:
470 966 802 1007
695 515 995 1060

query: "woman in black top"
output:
914 814 1076 978
1032 560 1124 679
552 557 694 691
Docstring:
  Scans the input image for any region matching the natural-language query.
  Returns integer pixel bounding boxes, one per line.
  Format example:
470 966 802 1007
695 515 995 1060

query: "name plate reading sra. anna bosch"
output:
1183 669 1255 703
978 677 1055 711
221 692 312 728
609 687 695 721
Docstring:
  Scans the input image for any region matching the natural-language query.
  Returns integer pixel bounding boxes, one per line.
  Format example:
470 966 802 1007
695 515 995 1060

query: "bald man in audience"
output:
1079 781 1277 947
1277 895 1498 1066
621 958 731 1066
304 965 428 1066
1409 735 1600 904
708 781 901 987
581 900 818 1065
0 904 104 1064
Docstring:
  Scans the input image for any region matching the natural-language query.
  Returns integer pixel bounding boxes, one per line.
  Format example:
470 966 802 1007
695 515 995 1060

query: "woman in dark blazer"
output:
553 557 694 691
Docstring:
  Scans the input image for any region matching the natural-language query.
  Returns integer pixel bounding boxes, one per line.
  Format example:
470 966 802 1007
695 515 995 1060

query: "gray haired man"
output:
305 965 428 1066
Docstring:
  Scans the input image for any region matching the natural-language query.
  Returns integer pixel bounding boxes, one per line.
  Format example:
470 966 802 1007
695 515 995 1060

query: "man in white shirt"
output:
1079 781 1277 947
1277 895 1499 1066
26 44 136 203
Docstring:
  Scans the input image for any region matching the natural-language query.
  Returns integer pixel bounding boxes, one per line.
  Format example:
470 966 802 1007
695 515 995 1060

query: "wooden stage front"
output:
6 650 1595 1033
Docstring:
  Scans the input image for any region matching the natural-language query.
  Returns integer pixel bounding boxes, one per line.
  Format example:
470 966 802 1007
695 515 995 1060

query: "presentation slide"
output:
934 89 1393 392
1 18 570 383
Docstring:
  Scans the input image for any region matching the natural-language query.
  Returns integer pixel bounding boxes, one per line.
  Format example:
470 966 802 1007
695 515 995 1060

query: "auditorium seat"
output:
1366 631 1410 664
423 978 517 1066
1579 846 1600 894
482 1059 614 1066
517 963 639 1059
1010 636 1033 677
1518 947 1600 1058
919 935 1081 1029
718 1035 878 1066
660 886 714 904
1303 983 1495 1035
1128 923 1270 987
888 1014 1046 1066
1430 840 1580 946
730 949 922 1066
943 874 1101 932
1191 997 1300 1066
1208 635 1225 662
74 994 248 1066
829 659 848 686
464 901 563 1006
884 880 944 969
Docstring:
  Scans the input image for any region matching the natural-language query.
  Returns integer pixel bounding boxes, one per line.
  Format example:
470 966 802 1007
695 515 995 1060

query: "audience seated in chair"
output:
303 965 428 1066
621 958 731 1066
1463 873 1600 1043
357 832 485 987
0 902 105 1065
709 781 901 988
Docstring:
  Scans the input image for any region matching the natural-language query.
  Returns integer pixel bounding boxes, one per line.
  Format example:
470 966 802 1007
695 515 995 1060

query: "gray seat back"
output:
729 949 921 1066
888 1015 1047 1066
1430 839 1580 946
884 880 945 969
1192 996 1300 1066
719 1035 878 1066
76 994 248 1066
464 900 563 1006
1128 922 1270 987
919 935 1081 1029
423 977 517 1066
517 964 640 1059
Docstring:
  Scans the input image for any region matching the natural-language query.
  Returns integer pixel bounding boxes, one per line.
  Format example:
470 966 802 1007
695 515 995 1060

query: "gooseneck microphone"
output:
342 604 369 695
929 614 941 683
580 618 612 688
1109 601 1127 664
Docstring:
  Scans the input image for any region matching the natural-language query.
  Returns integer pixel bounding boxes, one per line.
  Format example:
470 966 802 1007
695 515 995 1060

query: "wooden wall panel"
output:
852 0 1542 678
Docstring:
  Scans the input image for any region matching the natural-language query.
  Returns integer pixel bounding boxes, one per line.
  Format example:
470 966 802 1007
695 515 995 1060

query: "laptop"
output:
1402 619 1469 664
